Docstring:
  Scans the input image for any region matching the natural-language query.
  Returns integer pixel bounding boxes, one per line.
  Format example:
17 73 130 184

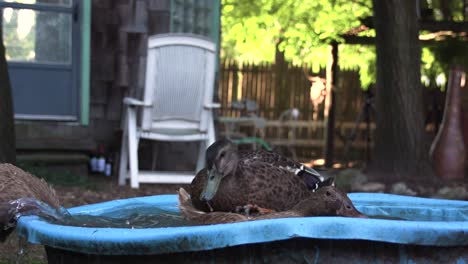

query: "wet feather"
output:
0 163 60 242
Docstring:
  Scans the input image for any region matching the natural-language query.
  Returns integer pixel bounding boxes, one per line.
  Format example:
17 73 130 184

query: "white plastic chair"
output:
118 34 219 188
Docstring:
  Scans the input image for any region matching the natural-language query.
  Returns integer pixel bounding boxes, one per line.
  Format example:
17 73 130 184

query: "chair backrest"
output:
141 34 216 132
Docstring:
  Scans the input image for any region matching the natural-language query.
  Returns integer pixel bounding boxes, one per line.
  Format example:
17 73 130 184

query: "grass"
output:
16 161 99 190
0 234 47 264
0 257 46 264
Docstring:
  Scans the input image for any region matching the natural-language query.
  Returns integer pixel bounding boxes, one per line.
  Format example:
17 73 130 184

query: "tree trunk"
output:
274 38 288 118
0 20 16 164
324 42 338 168
464 0 468 21
370 0 433 180
439 0 452 21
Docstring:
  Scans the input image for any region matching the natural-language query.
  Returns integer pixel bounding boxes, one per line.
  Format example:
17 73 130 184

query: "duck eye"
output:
219 152 225 159
346 205 352 210
209 175 215 180
326 191 331 196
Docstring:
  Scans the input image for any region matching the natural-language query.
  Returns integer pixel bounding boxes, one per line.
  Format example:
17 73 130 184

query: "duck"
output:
0 163 61 242
179 186 366 225
179 188 248 224
190 139 334 213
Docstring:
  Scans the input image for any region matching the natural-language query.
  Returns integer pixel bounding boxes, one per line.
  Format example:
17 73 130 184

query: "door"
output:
0 0 80 121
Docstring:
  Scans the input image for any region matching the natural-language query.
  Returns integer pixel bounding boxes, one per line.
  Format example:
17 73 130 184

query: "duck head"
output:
201 139 239 201
295 185 367 218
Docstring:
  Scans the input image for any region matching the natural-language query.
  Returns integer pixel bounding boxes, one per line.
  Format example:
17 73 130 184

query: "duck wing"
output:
0 202 16 242
0 164 62 242
178 188 248 225
240 150 325 191
0 164 60 209
240 159 312 211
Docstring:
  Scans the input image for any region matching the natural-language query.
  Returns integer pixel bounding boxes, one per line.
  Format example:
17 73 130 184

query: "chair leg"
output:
151 142 158 170
127 108 140 188
208 116 216 146
196 118 215 172
118 127 129 186
196 140 206 172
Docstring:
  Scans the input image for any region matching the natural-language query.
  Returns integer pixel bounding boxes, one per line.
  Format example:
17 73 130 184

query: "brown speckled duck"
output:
179 186 366 225
0 163 61 242
179 188 248 224
190 139 335 213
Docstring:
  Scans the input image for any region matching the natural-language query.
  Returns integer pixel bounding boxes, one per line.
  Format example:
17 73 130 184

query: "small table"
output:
218 116 268 149
218 116 266 138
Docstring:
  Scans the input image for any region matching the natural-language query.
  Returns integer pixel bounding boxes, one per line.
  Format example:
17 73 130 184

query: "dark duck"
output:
180 185 365 225
190 139 362 217
0 163 62 242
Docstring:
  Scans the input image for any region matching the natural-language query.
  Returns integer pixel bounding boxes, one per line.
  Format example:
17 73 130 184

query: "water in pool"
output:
357 204 468 222
64 202 468 226
11 198 192 228
55 209 411 227
16 198 468 228
52 204 194 228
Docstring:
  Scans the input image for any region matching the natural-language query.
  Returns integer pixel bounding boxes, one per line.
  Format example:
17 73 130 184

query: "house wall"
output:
16 0 204 172
90 0 202 172
89 0 172 150
16 0 172 155
15 0 222 174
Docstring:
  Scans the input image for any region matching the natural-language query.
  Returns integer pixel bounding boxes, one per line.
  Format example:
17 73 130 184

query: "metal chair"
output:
118 34 219 188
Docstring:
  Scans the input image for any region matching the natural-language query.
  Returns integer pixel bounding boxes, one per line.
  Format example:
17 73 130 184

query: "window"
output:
3 7 72 63
0 0 90 124
170 0 220 42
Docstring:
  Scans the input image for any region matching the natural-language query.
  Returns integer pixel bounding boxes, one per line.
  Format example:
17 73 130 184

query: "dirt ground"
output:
0 170 466 263
0 174 188 264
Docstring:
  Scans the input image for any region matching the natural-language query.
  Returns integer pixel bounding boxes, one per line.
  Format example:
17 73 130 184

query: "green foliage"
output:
221 0 375 87
430 37 468 72
339 44 375 89
421 46 445 89
2 9 35 61
425 0 466 21
16 161 98 189
421 37 468 90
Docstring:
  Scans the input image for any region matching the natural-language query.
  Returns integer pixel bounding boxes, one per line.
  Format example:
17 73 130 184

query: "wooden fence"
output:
218 61 373 162
219 61 315 119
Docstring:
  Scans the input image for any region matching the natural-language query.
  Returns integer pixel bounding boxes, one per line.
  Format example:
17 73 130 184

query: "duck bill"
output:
200 169 222 201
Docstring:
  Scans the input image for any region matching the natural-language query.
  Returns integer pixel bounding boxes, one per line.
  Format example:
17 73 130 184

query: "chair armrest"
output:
123 97 152 107
204 103 221 109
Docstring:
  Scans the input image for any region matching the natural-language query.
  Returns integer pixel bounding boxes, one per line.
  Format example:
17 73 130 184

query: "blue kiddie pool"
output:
17 193 468 263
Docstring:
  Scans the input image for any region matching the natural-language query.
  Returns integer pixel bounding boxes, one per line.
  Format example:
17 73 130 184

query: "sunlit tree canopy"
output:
221 0 374 87
221 0 373 61
221 0 467 90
